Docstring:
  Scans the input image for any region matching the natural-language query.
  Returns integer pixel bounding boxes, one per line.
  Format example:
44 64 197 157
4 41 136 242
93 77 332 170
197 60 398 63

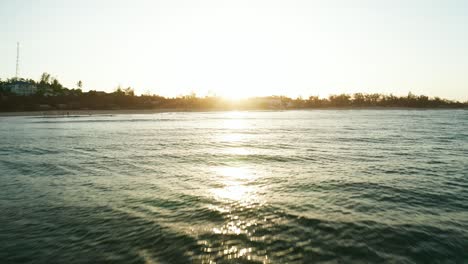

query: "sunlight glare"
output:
210 166 258 202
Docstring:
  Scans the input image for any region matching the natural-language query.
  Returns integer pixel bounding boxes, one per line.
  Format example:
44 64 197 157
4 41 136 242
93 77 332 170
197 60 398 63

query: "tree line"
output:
0 73 466 111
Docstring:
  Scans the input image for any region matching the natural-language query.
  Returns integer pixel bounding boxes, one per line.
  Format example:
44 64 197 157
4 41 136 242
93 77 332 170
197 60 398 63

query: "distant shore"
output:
2 81 466 112
0 107 466 117
0 109 184 117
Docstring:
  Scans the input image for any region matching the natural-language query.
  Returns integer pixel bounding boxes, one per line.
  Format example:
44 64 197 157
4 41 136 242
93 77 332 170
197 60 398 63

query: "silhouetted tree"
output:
123 87 134 96
40 73 51 84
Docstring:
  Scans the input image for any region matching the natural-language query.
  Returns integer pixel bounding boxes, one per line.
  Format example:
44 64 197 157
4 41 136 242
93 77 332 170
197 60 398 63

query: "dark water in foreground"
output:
0 110 467 263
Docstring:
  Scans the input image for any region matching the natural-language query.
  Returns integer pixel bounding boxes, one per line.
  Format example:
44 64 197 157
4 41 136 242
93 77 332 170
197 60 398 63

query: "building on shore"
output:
6 81 37 96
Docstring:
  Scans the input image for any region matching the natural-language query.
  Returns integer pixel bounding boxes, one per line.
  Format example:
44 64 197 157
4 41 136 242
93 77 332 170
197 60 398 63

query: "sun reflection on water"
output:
224 147 251 155
201 112 269 262
218 111 251 145
210 167 258 202
224 118 246 130
220 133 245 143
207 165 264 260
211 113 260 206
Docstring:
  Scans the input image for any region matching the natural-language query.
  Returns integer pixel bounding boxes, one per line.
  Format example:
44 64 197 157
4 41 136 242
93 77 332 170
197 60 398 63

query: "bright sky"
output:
1 0 467 100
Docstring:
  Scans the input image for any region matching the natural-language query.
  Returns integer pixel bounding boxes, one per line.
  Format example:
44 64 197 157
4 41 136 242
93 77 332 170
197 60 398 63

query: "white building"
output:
7 81 37 96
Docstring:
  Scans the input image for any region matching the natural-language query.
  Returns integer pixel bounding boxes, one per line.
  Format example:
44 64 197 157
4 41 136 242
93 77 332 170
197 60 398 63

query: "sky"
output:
1 0 468 100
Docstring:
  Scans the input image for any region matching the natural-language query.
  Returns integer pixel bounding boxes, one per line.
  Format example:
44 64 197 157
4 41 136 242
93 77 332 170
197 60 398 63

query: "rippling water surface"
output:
0 110 467 263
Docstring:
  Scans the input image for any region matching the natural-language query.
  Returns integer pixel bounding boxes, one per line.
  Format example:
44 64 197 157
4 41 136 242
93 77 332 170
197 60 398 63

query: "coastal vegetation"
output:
0 74 467 112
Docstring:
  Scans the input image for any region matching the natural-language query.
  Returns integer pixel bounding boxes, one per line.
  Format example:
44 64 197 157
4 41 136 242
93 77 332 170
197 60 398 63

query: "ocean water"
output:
0 110 467 263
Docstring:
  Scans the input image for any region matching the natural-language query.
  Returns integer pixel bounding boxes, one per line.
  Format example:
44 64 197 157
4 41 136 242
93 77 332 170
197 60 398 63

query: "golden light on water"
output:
224 147 251 155
223 112 248 129
206 110 265 257
220 133 245 143
213 112 258 203
212 112 257 202
214 167 252 180
208 165 262 247
210 167 257 202
219 111 250 142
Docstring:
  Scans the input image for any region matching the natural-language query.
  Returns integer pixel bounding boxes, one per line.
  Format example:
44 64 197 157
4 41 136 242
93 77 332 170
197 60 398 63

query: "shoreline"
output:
0 107 465 117
0 109 184 117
